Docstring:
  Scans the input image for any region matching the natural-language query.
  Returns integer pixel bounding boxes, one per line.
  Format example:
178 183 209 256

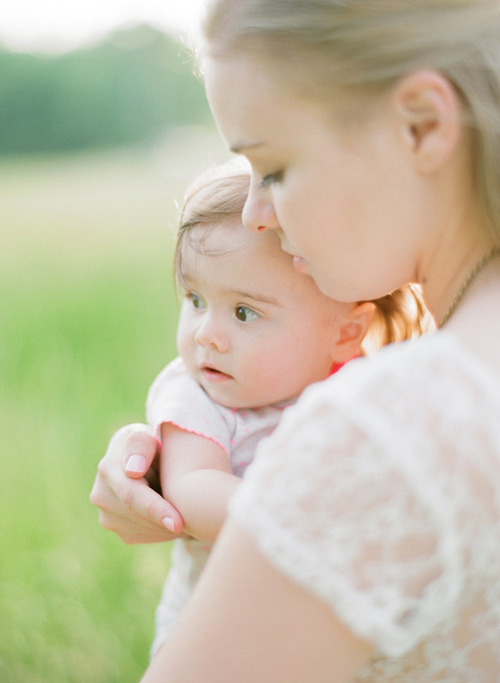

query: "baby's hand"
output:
90 424 184 543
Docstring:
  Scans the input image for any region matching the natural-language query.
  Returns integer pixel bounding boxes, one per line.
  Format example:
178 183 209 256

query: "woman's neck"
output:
441 254 500 375
417 191 495 325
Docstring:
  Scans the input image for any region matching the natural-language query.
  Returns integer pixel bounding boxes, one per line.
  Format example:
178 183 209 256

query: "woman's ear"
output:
332 302 376 363
393 69 463 173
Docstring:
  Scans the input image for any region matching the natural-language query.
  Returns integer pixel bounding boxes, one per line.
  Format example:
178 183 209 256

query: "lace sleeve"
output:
229 345 474 658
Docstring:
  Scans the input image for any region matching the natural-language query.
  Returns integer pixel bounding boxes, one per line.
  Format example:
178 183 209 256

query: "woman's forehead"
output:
204 54 295 144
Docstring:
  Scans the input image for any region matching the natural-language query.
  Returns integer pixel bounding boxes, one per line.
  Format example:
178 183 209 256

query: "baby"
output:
147 163 398 655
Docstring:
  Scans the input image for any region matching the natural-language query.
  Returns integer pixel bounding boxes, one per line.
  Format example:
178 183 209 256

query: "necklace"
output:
440 246 499 327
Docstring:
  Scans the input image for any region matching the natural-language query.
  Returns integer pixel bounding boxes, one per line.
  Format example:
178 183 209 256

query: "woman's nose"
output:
242 176 280 234
194 314 229 352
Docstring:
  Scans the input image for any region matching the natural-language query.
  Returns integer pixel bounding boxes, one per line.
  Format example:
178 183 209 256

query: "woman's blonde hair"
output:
203 0 500 243
175 163 432 350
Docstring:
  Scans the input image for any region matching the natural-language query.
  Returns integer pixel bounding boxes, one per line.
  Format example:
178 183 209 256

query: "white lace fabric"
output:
229 332 500 680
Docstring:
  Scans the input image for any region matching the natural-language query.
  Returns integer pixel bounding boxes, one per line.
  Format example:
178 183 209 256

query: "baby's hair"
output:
203 0 500 245
174 162 250 286
175 163 432 351
364 285 432 352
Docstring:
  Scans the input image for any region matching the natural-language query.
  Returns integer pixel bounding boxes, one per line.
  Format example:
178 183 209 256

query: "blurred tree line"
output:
0 24 212 156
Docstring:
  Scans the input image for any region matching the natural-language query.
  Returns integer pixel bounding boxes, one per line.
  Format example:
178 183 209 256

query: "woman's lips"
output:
279 236 307 272
292 255 307 272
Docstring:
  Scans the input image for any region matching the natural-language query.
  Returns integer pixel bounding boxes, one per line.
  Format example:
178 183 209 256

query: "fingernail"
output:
162 517 176 532
126 454 147 474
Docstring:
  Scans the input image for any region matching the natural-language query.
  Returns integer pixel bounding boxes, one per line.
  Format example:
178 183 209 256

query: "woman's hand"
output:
90 424 184 544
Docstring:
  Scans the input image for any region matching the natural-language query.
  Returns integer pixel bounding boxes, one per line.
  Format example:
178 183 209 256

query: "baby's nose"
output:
194 316 230 352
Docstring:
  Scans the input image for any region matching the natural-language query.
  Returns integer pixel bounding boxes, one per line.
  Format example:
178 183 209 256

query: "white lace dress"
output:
229 332 500 681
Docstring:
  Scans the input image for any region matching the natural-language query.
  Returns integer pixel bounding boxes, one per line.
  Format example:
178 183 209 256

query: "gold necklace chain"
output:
440 246 499 327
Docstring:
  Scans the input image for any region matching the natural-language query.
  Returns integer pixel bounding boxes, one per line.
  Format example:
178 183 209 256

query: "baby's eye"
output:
259 171 283 189
235 305 259 322
186 292 206 310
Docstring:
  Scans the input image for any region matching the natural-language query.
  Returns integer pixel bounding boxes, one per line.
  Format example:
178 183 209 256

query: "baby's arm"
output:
160 423 240 544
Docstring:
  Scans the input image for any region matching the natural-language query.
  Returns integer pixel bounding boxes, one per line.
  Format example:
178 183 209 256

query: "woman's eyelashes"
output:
259 170 283 189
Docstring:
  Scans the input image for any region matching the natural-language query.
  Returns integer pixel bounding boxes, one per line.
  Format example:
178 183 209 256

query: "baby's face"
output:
176 221 351 409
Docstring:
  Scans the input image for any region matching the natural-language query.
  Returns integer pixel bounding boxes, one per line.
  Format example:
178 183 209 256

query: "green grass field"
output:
0 132 229 682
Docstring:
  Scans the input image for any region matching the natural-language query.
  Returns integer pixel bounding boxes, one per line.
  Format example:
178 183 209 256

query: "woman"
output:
92 1 500 678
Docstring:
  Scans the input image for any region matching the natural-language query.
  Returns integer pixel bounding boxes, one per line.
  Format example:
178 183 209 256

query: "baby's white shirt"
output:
146 357 297 655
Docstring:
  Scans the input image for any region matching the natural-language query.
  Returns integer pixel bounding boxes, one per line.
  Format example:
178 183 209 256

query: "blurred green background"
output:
0 24 228 682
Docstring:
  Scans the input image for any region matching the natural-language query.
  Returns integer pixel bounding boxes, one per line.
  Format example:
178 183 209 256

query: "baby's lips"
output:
201 364 233 380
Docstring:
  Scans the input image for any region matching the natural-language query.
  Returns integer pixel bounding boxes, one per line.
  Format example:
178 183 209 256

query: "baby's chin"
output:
203 386 280 411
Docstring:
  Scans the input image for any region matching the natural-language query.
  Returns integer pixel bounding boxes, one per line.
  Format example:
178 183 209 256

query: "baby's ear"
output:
332 302 376 362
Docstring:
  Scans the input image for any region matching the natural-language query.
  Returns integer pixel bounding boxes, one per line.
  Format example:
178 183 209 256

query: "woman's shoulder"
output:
266 330 500 475
231 329 500 669
304 330 500 415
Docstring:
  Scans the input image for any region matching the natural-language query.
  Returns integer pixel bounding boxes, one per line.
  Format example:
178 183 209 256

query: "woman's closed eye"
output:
259 170 283 189
235 305 260 322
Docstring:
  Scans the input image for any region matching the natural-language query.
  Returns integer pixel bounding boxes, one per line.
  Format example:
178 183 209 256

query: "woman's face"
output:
204 54 427 303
